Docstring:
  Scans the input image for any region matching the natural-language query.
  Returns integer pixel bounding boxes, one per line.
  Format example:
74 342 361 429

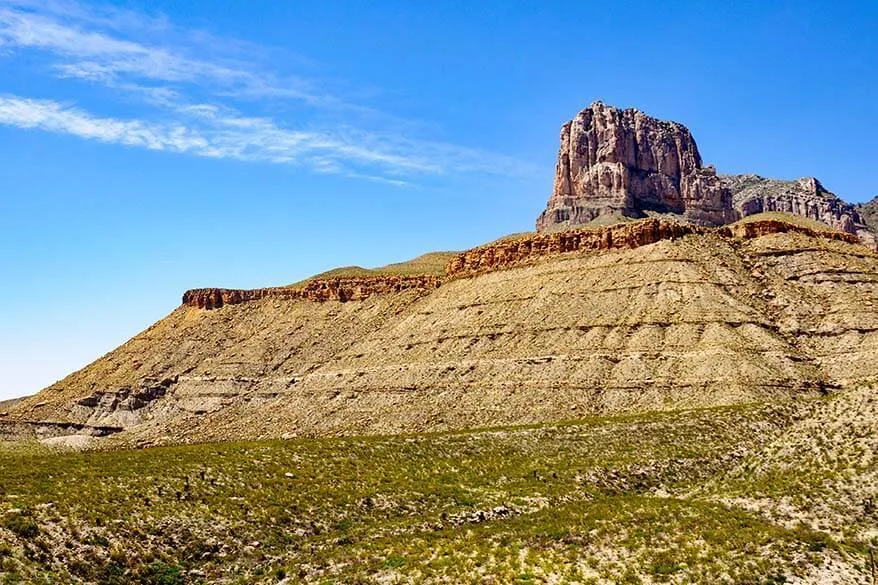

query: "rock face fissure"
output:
183 275 442 309
536 102 873 245
446 218 859 279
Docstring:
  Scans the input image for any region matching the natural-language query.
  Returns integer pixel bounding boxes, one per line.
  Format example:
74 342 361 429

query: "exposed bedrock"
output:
183 275 442 309
446 218 858 279
7 217 878 444
535 102 875 248
180 219 859 313
535 101 735 230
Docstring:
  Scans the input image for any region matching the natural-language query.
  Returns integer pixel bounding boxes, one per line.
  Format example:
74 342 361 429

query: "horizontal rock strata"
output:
184 219 860 313
8 217 878 445
446 218 859 279
183 275 442 309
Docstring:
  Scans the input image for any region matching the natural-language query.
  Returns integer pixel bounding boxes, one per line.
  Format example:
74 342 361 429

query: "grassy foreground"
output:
0 402 871 584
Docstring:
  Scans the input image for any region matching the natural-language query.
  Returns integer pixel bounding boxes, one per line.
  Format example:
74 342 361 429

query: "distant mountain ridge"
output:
536 101 877 248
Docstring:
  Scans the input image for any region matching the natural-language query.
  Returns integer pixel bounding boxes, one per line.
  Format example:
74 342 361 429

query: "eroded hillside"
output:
4 216 878 446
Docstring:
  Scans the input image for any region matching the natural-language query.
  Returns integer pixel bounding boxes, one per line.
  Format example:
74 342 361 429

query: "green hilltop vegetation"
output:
289 252 458 286
287 212 849 287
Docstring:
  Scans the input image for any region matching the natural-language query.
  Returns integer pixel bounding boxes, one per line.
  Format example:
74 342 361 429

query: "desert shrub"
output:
2 514 38 539
138 561 184 585
384 555 406 568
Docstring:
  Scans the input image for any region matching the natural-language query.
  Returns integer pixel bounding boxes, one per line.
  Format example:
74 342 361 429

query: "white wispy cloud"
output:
0 96 206 151
0 2 323 102
0 0 525 182
0 95 517 182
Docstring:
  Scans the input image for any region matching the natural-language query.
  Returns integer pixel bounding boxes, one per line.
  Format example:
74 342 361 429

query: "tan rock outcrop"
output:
448 218 858 279
182 275 442 309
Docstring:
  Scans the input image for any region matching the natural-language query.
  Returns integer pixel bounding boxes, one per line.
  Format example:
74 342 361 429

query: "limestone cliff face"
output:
182 275 441 309
448 220 696 278
181 220 859 313
725 175 862 233
535 102 735 230
535 103 876 248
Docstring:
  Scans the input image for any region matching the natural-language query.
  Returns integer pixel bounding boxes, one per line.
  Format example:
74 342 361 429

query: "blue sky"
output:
0 0 876 400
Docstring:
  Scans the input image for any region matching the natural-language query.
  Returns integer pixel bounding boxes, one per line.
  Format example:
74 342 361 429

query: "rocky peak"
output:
724 174 869 240
536 101 735 231
535 102 876 248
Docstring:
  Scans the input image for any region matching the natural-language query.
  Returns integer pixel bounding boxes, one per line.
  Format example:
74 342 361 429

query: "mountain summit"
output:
536 102 875 246
536 101 735 229
4 102 878 447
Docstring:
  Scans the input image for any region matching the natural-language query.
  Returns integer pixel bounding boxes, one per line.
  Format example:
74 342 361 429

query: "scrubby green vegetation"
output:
0 402 869 583
730 211 843 232
702 386 878 551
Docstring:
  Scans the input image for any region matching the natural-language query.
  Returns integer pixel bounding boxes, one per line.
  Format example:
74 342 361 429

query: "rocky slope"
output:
855 194 878 231
535 102 876 248
724 174 876 248
5 216 878 445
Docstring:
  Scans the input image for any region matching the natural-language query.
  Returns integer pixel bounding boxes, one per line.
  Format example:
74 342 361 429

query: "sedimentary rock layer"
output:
7 218 878 444
183 275 441 309
447 218 857 279
184 220 860 313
